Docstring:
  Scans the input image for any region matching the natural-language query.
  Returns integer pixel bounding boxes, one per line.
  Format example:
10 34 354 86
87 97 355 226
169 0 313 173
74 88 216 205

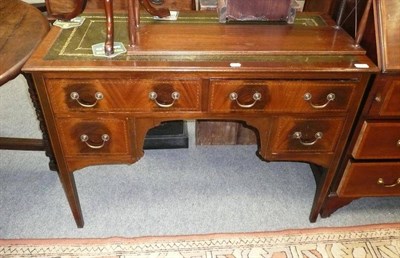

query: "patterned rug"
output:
0 223 399 257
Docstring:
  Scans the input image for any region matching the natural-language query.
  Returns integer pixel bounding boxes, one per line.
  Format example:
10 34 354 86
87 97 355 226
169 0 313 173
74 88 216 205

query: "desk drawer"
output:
337 161 400 197
56 118 130 157
270 117 345 153
46 78 201 113
209 80 355 113
352 121 400 159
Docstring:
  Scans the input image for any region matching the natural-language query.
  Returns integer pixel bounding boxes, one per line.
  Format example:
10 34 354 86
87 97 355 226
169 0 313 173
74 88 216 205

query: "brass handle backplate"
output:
229 92 261 108
377 178 400 188
292 131 323 146
304 92 335 109
70 92 104 108
80 134 110 149
149 91 180 108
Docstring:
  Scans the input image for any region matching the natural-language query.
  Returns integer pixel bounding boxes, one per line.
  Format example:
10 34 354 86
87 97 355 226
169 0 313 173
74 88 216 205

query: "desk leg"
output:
59 171 84 228
24 73 83 227
308 164 337 222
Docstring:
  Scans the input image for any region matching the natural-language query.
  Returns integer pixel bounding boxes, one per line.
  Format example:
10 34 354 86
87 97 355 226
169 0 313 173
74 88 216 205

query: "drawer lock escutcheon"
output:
229 92 261 108
80 134 110 149
292 131 323 146
70 91 104 108
303 92 335 109
149 91 180 108
377 178 400 188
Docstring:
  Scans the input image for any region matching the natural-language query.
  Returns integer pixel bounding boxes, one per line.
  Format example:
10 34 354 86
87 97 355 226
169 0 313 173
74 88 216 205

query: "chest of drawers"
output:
23 12 377 227
343 75 400 192
321 74 400 216
320 0 399 217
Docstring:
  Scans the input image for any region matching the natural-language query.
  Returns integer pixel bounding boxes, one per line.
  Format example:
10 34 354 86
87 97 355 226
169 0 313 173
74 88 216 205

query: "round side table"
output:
0 0 49 152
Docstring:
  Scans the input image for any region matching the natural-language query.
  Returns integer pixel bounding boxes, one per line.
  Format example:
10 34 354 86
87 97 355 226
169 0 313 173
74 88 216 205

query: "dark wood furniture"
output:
42 0 339 146
45 0 193 20
0 1 50 153
85 0 193 11
45 0 86 20
321 0 400 217
304 0 336 14
195 0 344 145
43 0 190 150
23 11 377 228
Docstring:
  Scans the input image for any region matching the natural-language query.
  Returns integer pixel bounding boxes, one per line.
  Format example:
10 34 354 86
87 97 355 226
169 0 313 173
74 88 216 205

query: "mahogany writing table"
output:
23 11 377 227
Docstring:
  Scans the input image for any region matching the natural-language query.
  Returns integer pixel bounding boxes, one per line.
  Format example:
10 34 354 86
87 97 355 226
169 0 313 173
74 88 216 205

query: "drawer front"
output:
352 121 400 159
56 118 130 156
369 75 400 117
270 117 345 153
209 80 355 113
46 78 201 113
337 161 400 197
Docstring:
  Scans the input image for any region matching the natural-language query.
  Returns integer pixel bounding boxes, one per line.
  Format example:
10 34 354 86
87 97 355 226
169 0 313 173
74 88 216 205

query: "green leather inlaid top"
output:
45 12 327 61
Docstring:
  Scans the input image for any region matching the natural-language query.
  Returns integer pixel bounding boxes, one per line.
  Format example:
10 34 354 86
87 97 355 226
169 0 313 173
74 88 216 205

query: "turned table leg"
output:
127 0 170 48
104 0 114 55
128 0 140 47
24 73 58 171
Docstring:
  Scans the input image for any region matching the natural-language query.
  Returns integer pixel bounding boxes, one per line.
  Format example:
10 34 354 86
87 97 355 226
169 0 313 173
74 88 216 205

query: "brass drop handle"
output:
377 178 400 188
70 92 104 108
80 134 110 149
304 92 335 109
149 91 180 108
292 131 323 146
150 0 164 4
229 92 262 108
397 139 400 147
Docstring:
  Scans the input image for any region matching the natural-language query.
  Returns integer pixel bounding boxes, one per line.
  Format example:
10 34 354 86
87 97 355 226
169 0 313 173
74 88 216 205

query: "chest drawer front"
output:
352 121 400 159
56 118 130 157
270 117 345 153
46 78 201 113
209 80 355 113
337 161 400 197
369 76 400 117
